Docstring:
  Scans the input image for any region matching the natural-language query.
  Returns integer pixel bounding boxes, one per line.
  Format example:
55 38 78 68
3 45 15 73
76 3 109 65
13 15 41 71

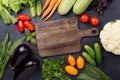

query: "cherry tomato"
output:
68 55 76 66
18 14 31 21
80 13 89 23
65 65 78 76
77 56 85 69
90 16 100 26
18 20 24 33
24 21 35 32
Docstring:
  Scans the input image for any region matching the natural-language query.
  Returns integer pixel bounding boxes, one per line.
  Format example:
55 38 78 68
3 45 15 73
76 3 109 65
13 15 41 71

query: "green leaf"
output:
42 57 71 80
25 28 31 35
9 37 25 55
1 7 18 24
9 2 21 13
30 38 37 45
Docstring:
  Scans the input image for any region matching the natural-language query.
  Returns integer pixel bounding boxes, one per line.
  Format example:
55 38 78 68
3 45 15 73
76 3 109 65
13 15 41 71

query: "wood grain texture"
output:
35 18 99 57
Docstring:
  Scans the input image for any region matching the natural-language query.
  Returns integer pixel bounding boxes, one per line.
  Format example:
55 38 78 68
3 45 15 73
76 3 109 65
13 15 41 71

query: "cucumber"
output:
82 52 96 66
84 45 95 59
73 0 93 15
36 0 42 16
94 43 102 64
58 0 76 15
30 1 36 17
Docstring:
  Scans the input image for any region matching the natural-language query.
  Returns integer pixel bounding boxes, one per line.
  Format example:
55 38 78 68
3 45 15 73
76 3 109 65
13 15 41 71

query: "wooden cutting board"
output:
35 18 99 57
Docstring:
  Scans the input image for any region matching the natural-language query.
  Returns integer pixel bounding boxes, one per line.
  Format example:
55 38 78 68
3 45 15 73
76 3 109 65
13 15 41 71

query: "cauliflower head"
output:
100 20 120 55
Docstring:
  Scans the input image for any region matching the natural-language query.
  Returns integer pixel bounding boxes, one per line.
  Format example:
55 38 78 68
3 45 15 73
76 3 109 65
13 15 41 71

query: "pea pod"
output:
36 0 42 16
82 52 96 66
73 0 93 15
94 43 102 64
58 0 76 15
84 45 95 59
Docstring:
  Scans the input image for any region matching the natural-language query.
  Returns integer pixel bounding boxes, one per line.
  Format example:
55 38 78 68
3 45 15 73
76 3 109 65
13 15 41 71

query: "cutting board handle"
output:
80 28 99 37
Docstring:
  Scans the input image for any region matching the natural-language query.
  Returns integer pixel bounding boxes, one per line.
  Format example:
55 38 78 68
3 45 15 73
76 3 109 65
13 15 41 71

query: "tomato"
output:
80 13 89 23
65 65 78 76
18 14 31 21
90 16 100 26
24 21 35 32
68 55 76 66
18 20 24 33
77 56 85 69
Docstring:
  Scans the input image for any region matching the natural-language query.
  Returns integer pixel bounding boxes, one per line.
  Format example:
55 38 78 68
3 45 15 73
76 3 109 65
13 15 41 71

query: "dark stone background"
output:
0 0 119 80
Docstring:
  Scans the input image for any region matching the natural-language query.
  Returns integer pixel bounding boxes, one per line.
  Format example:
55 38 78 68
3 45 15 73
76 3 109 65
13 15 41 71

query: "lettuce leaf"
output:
0 0 36 24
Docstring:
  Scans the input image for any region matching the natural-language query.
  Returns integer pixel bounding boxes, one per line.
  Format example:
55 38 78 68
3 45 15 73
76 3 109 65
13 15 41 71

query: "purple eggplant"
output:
13 58 39 80
10 44 31 70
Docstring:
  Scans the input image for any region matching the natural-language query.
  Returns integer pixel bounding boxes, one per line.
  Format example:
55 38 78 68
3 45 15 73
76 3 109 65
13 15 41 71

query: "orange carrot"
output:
42 0 51 12
45 0 62 21
41 0 57 19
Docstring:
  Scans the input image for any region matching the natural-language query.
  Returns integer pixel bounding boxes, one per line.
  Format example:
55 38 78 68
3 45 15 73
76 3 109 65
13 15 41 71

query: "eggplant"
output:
10 44 31 70
14 58 39 80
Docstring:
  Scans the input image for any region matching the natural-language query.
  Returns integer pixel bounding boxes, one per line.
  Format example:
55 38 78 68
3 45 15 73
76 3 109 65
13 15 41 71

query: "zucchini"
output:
58 0 76 15
73 0 93 15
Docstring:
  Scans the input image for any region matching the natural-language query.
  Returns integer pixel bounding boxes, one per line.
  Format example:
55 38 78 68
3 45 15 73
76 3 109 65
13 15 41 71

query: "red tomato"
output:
24 21 35 32
80 13 89 23
90 16 100 26
18 20 24 32
18 14 31 21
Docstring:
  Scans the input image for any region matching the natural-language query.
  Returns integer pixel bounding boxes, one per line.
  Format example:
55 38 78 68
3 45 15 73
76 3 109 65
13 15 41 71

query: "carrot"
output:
41 0 57 19
45 0 62 21
42 0 51 12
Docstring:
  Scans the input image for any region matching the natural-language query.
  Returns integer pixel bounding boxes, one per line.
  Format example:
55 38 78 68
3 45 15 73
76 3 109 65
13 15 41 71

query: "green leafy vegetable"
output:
25 28 37 45
0 7 18 24
77 63 112 80
41 56 71 80
0 0 37 24
0 33 25 80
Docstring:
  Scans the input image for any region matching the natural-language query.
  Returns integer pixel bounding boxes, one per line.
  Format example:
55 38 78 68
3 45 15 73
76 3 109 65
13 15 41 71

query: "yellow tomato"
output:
68 55 76 66
77 56 85 69
65 65 78 75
